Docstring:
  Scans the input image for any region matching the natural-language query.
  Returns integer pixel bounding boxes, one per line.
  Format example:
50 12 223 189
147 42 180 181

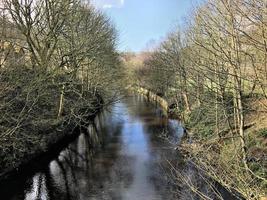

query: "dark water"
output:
0 95 236 200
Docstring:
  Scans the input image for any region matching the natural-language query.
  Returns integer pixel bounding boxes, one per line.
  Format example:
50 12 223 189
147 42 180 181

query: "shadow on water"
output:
0 95 239 200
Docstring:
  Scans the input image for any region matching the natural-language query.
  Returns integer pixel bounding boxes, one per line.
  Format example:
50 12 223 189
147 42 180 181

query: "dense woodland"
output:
0 0 122 171
123 0 267 199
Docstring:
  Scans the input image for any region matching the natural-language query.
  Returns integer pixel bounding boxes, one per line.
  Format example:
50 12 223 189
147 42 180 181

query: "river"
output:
0 95 236 200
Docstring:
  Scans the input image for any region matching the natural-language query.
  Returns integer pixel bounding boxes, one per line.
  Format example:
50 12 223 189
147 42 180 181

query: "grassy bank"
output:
178 96 267 199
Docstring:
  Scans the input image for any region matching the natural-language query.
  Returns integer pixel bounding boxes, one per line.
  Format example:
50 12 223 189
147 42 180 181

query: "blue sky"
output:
91 0 201 52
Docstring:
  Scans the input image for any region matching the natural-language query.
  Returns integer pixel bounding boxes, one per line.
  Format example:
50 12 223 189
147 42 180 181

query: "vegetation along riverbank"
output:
122 1 267 199
0 0 266 199
0 0 123 180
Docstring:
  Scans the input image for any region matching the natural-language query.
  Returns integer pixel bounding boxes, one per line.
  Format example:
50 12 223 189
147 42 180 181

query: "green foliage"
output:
258 128 267 138
185 106 216 138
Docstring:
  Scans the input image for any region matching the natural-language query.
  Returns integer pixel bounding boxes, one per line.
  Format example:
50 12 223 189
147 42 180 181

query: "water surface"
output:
0 95 235 200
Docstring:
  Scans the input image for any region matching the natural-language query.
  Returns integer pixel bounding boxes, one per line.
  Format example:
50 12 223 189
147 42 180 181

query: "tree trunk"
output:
183 92 191 112
57 85 65 118
236 81 247 167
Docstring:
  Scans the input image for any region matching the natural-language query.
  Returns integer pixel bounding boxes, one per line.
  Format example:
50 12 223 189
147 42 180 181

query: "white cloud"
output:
91 0 125 9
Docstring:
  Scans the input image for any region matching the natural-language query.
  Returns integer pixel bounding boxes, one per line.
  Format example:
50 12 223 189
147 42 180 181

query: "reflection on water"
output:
0 95 234 200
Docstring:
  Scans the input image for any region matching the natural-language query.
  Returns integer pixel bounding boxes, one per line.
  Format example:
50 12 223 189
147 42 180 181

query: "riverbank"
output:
130 86 181 118
134 87 169 111
0 96 103 182
134 86 267 199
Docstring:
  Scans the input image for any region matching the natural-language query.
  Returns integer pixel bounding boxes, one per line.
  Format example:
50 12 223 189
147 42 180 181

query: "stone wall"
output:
135 87 169 112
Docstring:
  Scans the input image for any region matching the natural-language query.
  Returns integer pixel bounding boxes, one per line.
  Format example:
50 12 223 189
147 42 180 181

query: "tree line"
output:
0 0 122 170
125 0 267 199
